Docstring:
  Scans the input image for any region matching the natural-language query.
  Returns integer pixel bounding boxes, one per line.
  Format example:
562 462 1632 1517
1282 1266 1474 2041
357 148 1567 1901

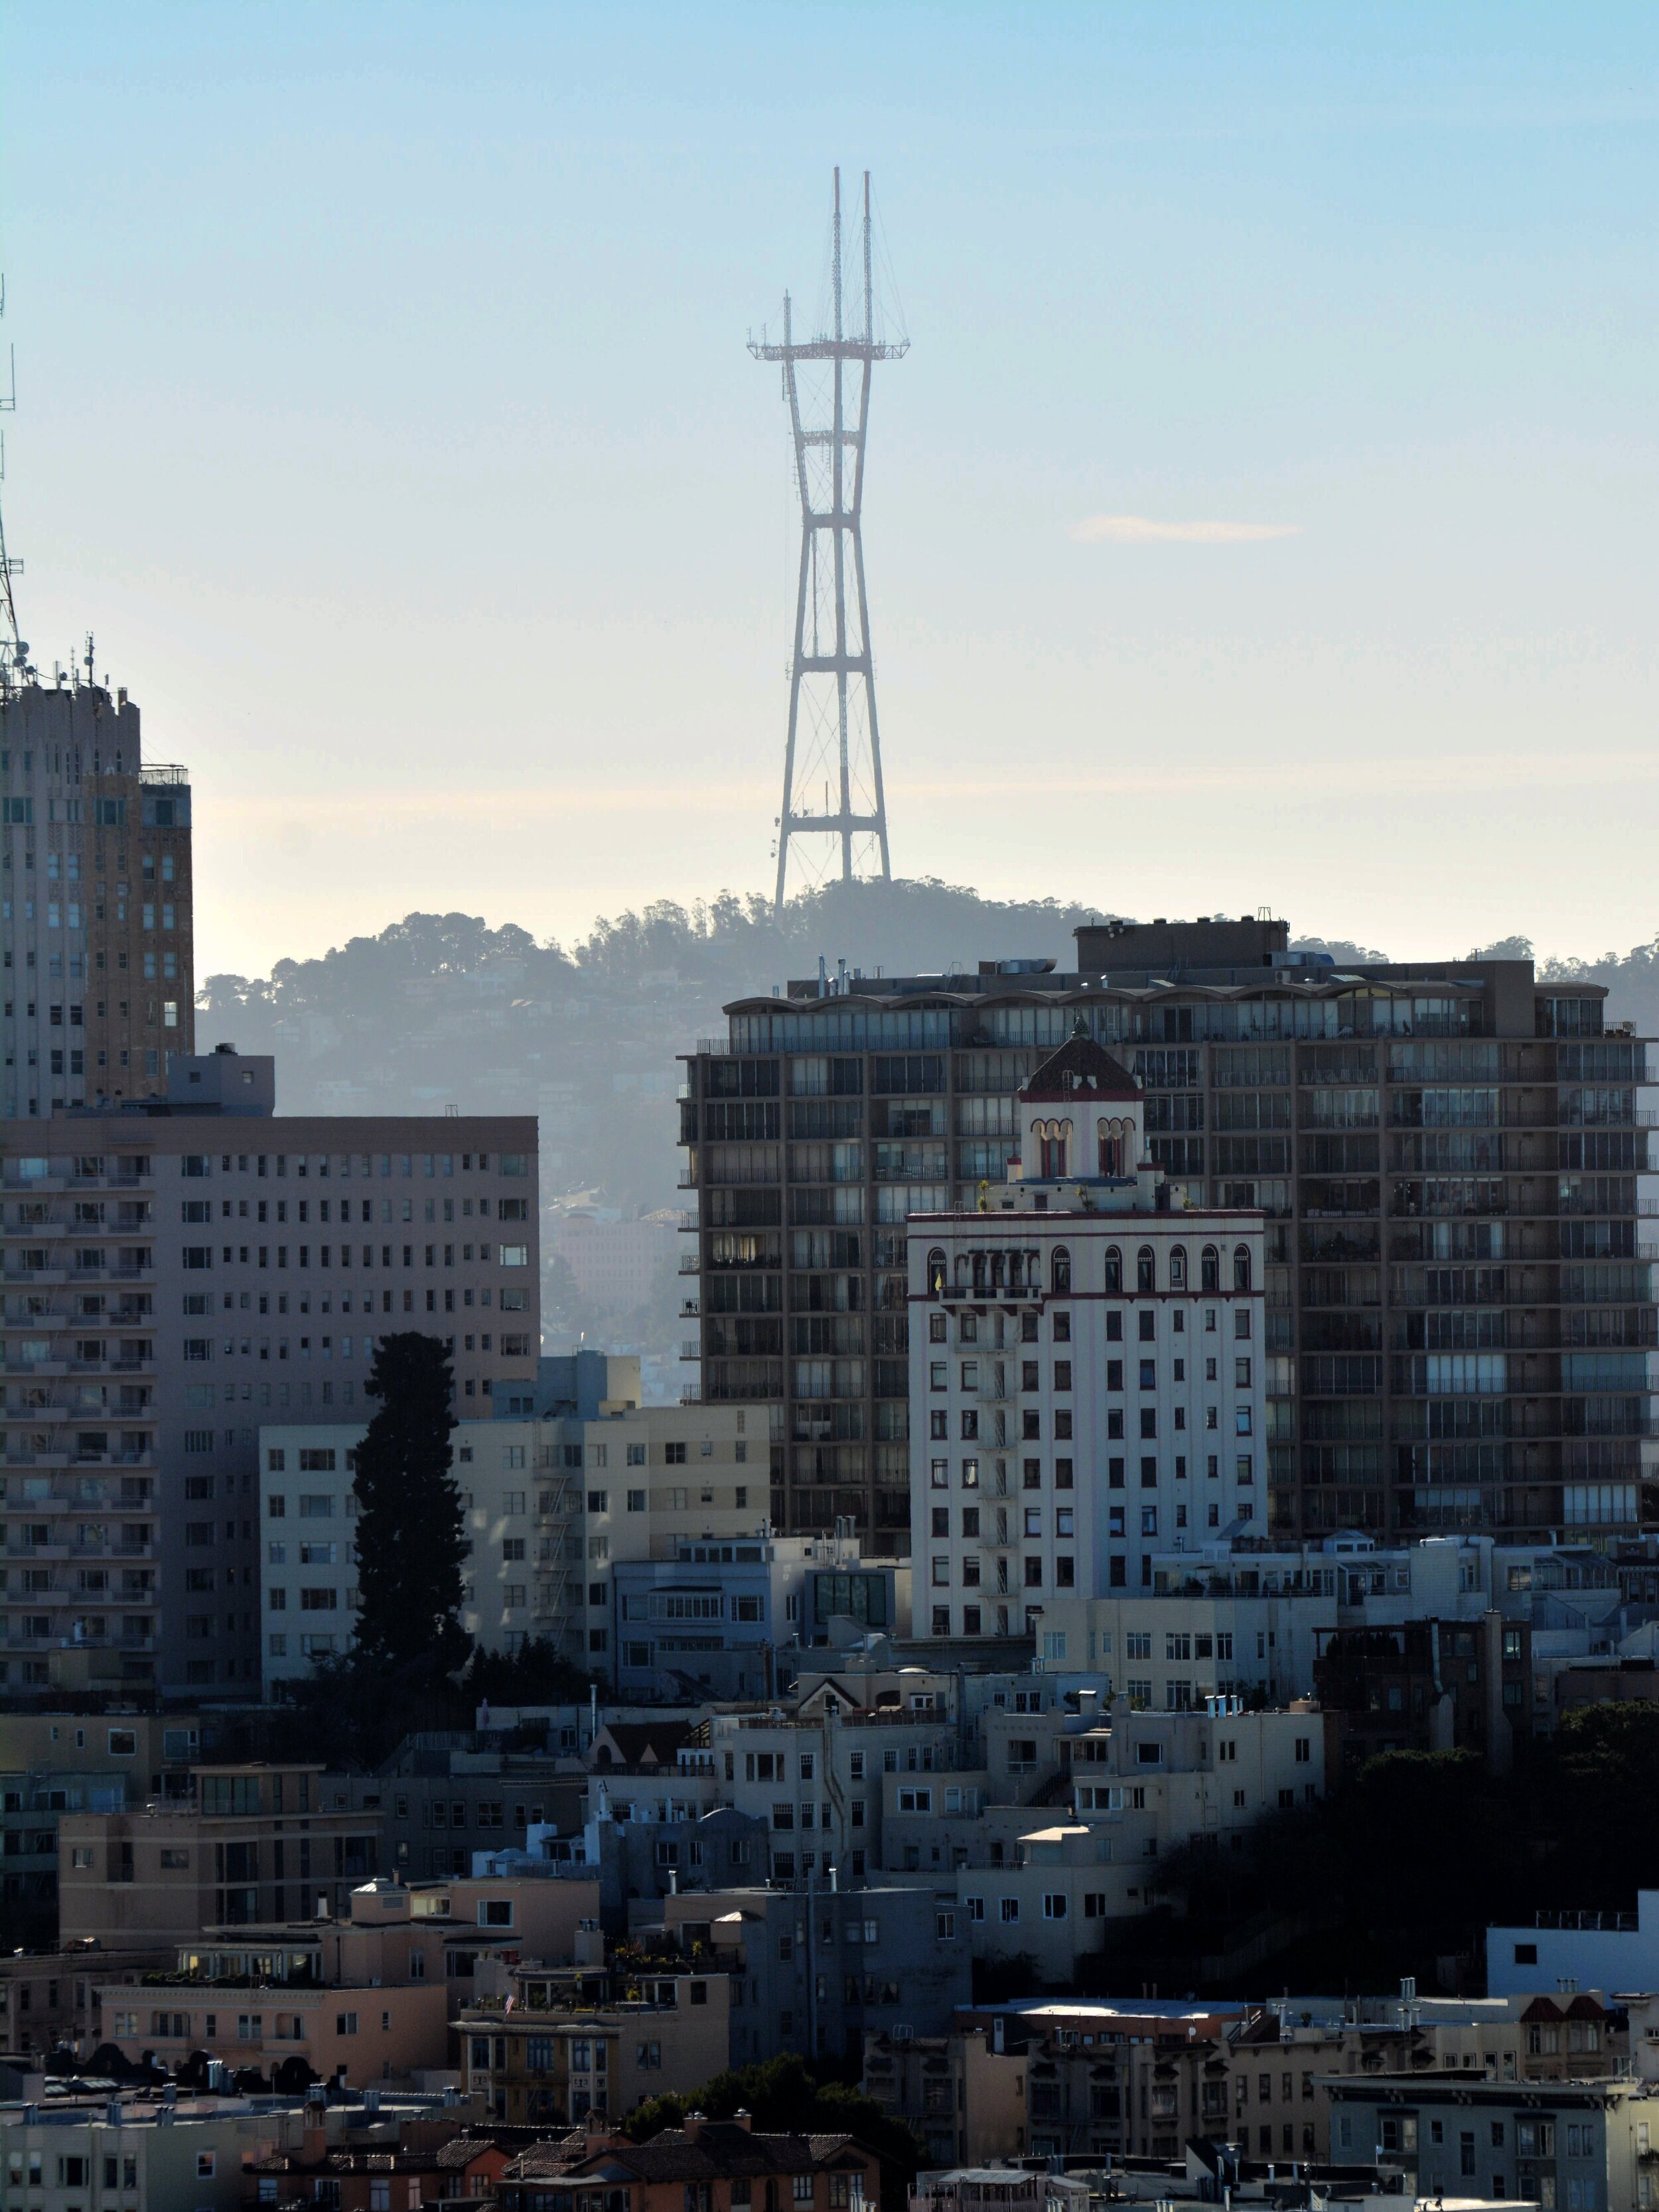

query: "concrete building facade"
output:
1 679 194 1122
259 1366 758 1689
0 1056 538 1693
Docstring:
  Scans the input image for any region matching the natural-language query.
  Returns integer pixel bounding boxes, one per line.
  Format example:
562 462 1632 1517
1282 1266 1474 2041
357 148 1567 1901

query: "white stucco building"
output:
910 1028 1267 1635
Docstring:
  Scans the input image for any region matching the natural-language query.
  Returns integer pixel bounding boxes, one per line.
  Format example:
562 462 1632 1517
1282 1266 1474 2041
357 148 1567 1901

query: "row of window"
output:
182 1196 526 1224
926 1244 1255 1296
177 1151 526 1179
181 1241 531 1269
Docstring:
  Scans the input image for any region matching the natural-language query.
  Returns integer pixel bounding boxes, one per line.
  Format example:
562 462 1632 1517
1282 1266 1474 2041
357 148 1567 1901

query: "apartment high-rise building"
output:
1 679 194 1115
256 1357 760 1692
909 1029 1267 1629
0 1049 538 1697
680 923 1655 1552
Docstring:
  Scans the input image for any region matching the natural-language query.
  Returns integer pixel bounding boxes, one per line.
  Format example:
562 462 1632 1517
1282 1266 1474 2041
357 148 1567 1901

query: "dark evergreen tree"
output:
352 1333 470 1676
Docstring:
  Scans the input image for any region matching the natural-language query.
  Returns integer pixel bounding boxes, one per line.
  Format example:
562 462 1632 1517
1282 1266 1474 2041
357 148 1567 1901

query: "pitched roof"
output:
1019 1024 1141 1106
592 1722 695 1769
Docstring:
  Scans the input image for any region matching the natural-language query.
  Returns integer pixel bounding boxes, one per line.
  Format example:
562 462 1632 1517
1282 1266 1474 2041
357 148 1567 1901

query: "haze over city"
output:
4 3 1658 978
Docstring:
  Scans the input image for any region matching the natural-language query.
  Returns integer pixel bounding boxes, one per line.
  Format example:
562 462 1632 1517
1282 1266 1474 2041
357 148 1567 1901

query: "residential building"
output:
459 1965 730 2123
151 1870 605 2019
377 1739 585 1883
0 1710 202 1938
57 1761 380 1949
0 1055 538 1694
1313 1611 1531 1771
955 1998 1249 2162
0 1943 172 2059
1041 1528 1621 1711
0 2091 287 2212
259 1366 757 1689
613 1535 843 1702
1325 2072 1659 2210
1488 1893 1659 1998
861 2029 1029 2168
660 1880 971 2066
500 2117 880 2212
1 676 194 1121
706 1702 966 1886
94 1971 449 2089
679 925 1656 1550
910 1028 1268 1629
1225 1992 1625 2164
246 2130 517 2207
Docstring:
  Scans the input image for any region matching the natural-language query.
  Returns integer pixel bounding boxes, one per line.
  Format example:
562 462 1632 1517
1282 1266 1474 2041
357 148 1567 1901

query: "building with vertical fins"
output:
1 675 194 1116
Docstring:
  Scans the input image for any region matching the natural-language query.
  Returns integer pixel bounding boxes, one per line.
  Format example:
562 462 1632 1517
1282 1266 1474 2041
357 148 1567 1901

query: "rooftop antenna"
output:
751 169 907 911
0 278 31 698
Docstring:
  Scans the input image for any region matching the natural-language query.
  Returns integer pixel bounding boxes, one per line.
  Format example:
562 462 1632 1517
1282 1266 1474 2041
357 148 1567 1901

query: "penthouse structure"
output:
679 919 1656 1550
1 678 194 1117
0 1047 538 1695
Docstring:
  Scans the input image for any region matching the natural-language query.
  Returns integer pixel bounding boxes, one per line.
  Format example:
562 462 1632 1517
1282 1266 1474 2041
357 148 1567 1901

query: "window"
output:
999 1897 1019 1922
1043 1893 1068 1919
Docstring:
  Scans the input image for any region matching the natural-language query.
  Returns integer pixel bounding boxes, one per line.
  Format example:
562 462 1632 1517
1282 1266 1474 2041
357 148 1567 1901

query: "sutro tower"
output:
751 169 908 911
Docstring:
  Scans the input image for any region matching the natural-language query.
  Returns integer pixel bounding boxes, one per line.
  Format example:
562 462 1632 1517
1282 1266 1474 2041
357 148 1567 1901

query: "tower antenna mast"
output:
751 169 906 910
0 278 30 697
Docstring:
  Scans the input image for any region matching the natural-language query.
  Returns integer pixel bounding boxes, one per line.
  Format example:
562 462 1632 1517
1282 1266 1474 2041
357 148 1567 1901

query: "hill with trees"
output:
198 879 1658 1359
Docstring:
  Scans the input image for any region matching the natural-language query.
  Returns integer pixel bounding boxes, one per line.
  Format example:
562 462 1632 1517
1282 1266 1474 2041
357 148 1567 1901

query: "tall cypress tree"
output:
352 1332 470 1676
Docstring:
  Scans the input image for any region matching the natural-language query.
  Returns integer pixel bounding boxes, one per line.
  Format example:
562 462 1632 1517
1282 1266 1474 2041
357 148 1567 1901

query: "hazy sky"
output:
5 3 1659 979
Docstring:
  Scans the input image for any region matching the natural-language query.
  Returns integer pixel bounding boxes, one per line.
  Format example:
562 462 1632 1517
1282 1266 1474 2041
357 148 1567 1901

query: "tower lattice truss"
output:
751 169 907 909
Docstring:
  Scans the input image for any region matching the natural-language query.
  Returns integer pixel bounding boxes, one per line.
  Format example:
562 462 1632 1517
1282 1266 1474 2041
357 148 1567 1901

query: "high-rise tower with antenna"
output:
751 169 908 911
0 281 196 1116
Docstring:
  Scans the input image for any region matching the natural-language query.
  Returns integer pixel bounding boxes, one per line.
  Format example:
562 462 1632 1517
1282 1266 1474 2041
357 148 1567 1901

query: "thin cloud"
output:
1072 513 1303 545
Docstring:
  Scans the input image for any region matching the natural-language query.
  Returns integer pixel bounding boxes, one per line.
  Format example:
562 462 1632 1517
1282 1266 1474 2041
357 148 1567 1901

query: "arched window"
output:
1233 1244 1252 1292
1137 1245 1155 1294
1104 1246 1122 1293
955 1252 972 1288
1201 1244 1220 1293
927 1248 947 1298
1052 1246 1072 1295
990 1250 1006 1291
1169 1245 1187 1291
1037 1118 1072 1179
1096 1116 1128 1177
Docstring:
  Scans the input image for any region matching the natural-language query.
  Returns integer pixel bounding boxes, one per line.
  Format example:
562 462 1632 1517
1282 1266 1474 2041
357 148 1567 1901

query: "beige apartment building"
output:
259 1357 760 1686
57 1762 379 1950
459 1964 730 2124
95 1973 449 2089
861 2028 1028 2168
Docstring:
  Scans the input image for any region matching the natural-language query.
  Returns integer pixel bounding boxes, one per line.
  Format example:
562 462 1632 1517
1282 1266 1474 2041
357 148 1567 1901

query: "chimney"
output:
303 2081 328 2162
684 2110 705 2143
733 2108 754 2132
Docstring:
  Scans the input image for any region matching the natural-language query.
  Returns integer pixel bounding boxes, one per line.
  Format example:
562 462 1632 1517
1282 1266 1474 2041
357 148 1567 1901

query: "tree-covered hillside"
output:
198 883 1659 1353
